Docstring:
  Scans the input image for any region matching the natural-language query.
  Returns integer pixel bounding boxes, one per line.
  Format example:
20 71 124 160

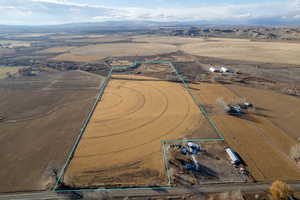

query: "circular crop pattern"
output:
66 75 204 186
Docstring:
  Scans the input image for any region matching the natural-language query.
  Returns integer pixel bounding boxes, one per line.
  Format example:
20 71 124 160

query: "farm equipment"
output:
227 104 243 116
181 142 201 155
239 102 253 109
217 98 254 116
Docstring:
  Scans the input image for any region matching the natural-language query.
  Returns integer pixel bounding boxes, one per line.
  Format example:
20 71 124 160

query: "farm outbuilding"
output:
225 148 240 165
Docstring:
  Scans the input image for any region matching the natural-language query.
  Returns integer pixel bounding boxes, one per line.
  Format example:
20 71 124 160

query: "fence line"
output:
168 62 224 139
53 68 113 190
54 60 226 192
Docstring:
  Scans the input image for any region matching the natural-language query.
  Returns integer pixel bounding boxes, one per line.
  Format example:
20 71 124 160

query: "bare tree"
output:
270 180 293 200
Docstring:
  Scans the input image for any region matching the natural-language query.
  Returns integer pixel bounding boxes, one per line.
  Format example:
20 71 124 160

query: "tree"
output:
270 180 293 200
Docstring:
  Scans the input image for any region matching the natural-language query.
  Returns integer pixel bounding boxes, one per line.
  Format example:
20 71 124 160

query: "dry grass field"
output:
0 66 21 79
65 36 130 43
190 82 300 181
40 36 300 65
180 38 300 65
0 71 104 192
0 48 15 55
0 40 31 48
49 34 106 40
38 46 75 54
227 85 300 141
132 35 204 45
51 43 177 62
14 33 51 38
64 74 210 187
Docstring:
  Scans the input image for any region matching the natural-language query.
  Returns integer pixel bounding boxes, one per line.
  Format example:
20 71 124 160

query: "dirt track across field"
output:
190 82 300 181
64 74 213 187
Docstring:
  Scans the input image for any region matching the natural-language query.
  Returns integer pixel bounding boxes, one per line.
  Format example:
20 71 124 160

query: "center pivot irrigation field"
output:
63 73 214 188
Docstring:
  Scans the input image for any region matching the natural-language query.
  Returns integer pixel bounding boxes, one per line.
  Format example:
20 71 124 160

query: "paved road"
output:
0 192 65 200
2 182 300 200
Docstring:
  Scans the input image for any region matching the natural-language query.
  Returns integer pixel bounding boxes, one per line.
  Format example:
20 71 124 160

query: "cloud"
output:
0 6 15 9
31 0 104 8
108 1 299 23
0 0 299 25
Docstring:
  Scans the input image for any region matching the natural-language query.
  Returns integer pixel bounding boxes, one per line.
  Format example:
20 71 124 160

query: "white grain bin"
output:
209 67 216 72
225 148 240 165
220 67 229 73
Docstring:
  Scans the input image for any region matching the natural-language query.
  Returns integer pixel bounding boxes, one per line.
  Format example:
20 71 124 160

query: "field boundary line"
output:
168 61 224 139
54 60 225 192
166 138 224 143
53 68 113 190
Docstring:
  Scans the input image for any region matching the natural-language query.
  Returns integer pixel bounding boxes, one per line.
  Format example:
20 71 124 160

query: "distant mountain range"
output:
1 20 300 34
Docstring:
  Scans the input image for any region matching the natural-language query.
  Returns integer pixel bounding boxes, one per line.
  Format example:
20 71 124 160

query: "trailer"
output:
225 148 240 165
220 66 234 73
220 67 229 73
209 67 217 72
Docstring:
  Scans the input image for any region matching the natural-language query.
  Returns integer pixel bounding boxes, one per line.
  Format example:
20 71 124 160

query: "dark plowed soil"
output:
0 70 104 193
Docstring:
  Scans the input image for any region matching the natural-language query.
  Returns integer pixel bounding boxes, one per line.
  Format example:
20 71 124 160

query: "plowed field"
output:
0 71 104 193
64 75 210 187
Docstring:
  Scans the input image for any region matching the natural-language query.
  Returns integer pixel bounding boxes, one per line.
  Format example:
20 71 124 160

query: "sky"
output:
0 0 299 25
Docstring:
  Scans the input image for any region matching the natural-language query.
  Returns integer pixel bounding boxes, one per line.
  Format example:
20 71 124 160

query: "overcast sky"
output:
0 0 300 25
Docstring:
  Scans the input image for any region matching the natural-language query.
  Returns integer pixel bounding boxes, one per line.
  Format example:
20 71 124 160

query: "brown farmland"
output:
180 38 300 65
0 71 103 193
132 35 204 45
38 46 75 54
227 85 300 141
64 74 214 188
52 43 177 62
190 82 300 181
